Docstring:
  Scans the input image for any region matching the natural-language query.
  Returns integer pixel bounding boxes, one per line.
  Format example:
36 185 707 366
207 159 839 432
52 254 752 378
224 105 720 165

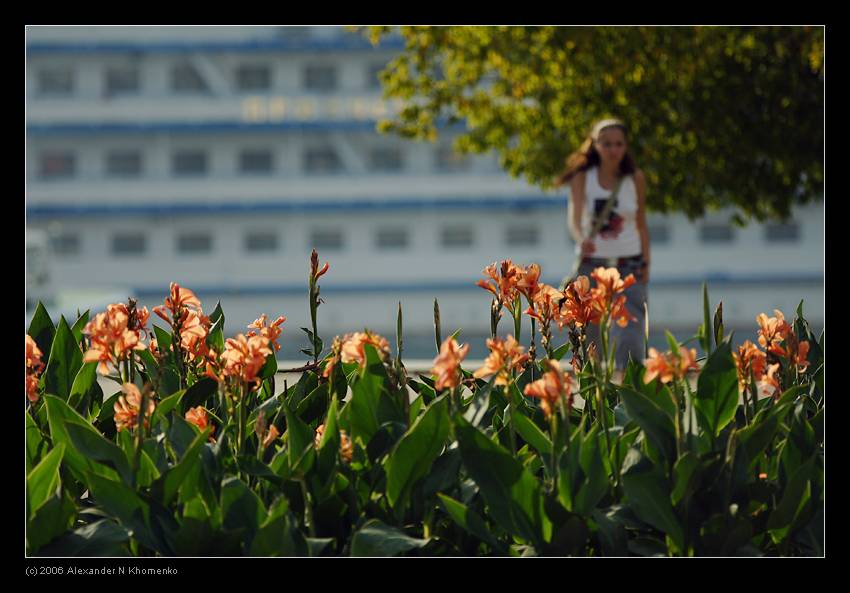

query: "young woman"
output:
556 118 650 371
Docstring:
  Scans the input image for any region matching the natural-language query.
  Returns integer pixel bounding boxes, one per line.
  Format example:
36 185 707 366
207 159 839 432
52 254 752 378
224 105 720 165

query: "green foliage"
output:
23 282 823 556
43 316 83 401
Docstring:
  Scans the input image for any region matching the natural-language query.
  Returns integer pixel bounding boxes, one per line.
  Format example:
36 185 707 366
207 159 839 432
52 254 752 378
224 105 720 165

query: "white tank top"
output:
576 166 642 258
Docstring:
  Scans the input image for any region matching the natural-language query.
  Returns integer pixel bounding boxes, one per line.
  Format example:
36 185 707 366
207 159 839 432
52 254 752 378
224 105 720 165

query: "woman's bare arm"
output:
568 171 595 255
634 168 650 282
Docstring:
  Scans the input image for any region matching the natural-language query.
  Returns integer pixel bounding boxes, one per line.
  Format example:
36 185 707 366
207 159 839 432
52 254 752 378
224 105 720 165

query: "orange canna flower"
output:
675 346 700 377
757 363 782 400
609 294 637 328
524 306 543 323
643 346 699 383
755 309 810 374
477 260 522 310
516 263 542 301
523 359 574 419
339 331 391 368
262 424 280 449
473 335 530 386
591 266 636 299
643 346 697 385
25 335 45 403
179 308 211 363
431 337 470 391
185 406 216 441
127 302 150 339
340 430 353 464
219 334 274 390
153 282 202 327
755 310 792 356
83 303 147 375
113 383 156 432
314 423 326 448
557 276 600 328
311 249 330 282
526 284 563 325
589 267 636 325
644 348 675 384
247 314 287 352
791 340 810 372
733 341 767 393
321 336 344 380
314 423 353 462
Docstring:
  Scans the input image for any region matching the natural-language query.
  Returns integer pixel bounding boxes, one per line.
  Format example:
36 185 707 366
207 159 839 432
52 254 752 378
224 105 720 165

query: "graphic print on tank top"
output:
592 197 625 239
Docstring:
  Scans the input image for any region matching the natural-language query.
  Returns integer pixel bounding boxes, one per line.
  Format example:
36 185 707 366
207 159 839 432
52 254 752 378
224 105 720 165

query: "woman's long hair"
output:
554 120 637 187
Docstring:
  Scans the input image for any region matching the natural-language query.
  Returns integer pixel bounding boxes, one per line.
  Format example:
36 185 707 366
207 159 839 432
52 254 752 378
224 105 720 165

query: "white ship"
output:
25 25 824 360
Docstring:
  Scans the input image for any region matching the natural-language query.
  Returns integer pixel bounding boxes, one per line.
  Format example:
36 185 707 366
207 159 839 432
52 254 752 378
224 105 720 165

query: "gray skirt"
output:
575 256 648 370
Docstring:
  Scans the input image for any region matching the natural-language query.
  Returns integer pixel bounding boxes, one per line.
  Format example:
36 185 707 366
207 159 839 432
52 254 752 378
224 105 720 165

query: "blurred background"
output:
25 25 824 363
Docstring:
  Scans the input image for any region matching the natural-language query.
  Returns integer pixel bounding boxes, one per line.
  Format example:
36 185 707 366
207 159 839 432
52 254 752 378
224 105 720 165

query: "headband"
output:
591 119 626 140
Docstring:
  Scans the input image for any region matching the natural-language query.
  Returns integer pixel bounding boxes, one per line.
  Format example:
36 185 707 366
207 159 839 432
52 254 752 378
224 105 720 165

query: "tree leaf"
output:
67 361 100 412
43 316 83 401
511 410 552 456
670 452 701 506
385 396 450 511
282 396 315 476
84 471 168 554
181 377 217 413
64 421 134 487
26 489 76 554
27 443 65 518
220 476 267 544
28 301 56 363
438 493 506 553
621 447 684 552
350 519 430 557
45 395 121 485
151 427 210 506
70 310 90 345
455 415 551 547
36 519 130 557
618 386 677 464
695 341 739 437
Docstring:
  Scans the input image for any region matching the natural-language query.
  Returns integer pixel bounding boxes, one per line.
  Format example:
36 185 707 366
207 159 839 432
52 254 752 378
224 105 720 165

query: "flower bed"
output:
25 251 824 556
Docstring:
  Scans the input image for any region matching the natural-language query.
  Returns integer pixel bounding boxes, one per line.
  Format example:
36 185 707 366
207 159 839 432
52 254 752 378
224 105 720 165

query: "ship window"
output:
304 147 343 174
506 225 539 247
441 225 474 248
699 224 735 244
112 233 146 256
376 228 409 250
239 149 274 174
369 148 404 172
37 67 73 95
177 233 213 254
106 150 143 177
173 150 208 176
236 64 271 91
171 63 209 93
310 229 344 251
105 66 140 96
39 151 76 179
51 233 80 257
245 231 278 252
304 65 337 92
765 222 801 243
